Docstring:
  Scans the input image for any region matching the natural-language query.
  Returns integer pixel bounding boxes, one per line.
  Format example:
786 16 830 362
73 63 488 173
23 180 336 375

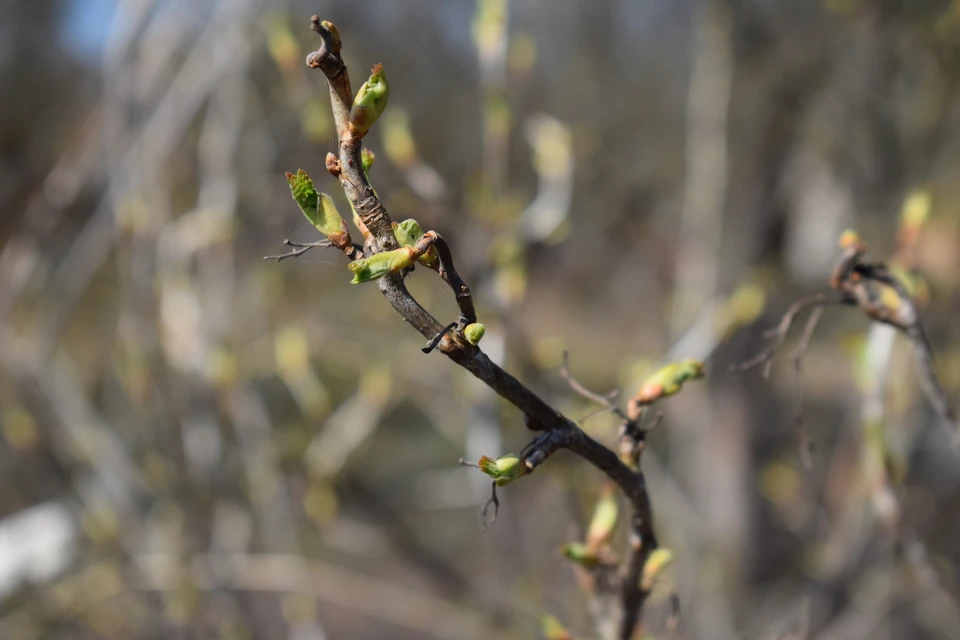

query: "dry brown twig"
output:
267 17 681 639
733 231 959 452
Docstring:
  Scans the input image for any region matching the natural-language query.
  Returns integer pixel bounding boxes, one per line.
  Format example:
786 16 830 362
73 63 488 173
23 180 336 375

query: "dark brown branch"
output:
554 355 662 635
431 233 477 331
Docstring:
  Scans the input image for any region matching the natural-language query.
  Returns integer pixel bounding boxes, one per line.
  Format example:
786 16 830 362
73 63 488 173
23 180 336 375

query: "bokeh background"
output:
3 0 960 638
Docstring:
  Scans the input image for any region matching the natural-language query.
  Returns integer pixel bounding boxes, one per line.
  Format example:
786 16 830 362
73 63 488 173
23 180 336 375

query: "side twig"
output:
264 238 333 262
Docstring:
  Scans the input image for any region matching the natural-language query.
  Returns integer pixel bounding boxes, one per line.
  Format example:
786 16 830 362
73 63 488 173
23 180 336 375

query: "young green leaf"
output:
286 170 347 238
347 247 416 284
476 454 527 486
633 359 705 406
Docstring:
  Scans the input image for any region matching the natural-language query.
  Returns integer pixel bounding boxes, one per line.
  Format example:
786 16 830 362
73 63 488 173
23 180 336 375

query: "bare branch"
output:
263 238 332 262
731 293 838 378
560 351 625 420
431 233 477 331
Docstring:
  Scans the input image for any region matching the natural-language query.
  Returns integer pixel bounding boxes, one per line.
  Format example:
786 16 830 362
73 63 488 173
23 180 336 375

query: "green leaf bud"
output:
392 218 439 269
477 454 527 486
634 359 705 405
641 547 674 591
464 323 486 346
560 542 600 568
347 247 415 284
286 170 347 238
349 63 389 137
361 148 376 177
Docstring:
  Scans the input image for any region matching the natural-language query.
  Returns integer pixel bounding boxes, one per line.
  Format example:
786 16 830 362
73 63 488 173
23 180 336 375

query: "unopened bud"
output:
347 247 415 284
560 542 600 568
585 486 619 550
361 149 376 177
901 191 931 231
641 547 674 591
839 229 863 250
464 323 486 346
634 359 705 406
349 64 389 138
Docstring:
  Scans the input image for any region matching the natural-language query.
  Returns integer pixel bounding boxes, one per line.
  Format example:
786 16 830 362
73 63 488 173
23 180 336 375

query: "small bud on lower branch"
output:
361 148 376 176
347 247 416 283
839 228 865 251
477 454 528 486
349 63 389 138
463 323 486 346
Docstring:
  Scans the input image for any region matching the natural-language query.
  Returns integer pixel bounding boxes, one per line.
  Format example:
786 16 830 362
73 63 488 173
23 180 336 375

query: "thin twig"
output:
263 238 332 262
560 351 625 420
906 324 959 444
792 305 824 469
730 293 835 378
431 234 477 333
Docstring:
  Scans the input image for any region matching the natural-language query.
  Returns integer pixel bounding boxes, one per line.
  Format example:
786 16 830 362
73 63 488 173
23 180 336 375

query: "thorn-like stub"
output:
321 20 342 52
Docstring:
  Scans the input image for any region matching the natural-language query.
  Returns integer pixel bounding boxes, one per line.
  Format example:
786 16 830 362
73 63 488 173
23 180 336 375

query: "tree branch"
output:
302 20 661 638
